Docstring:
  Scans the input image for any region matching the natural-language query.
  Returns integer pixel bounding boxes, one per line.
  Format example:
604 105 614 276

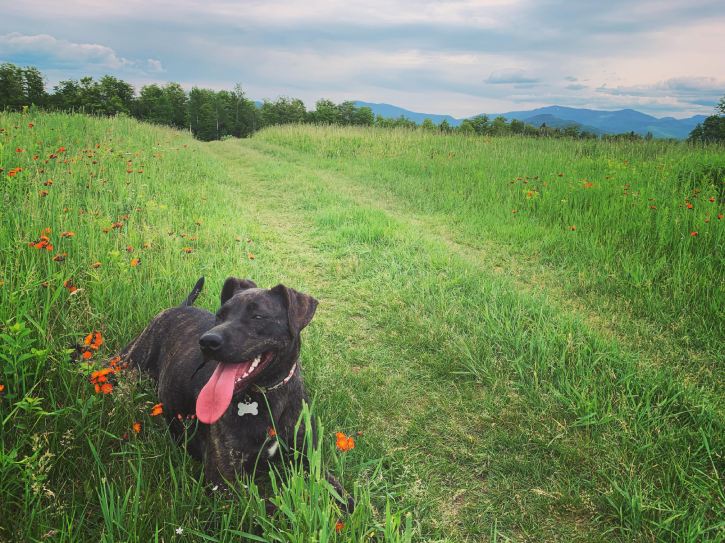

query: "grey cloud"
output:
487 70 540 85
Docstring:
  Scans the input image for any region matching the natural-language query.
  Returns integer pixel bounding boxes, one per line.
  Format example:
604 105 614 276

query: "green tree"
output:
689 94 725 143
0 63 26 109
22 67 47 107
421 118 436 131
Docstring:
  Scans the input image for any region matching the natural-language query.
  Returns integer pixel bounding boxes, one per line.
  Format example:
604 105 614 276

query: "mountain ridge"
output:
354 101 708 139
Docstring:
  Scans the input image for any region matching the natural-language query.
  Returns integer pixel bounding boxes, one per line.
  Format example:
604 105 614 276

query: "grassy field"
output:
0 112 723 542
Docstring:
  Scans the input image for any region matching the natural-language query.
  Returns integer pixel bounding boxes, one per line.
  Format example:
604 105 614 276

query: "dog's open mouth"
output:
196 351 275 424
233 351 275 392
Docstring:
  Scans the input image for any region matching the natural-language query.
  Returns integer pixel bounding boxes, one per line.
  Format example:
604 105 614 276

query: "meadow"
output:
0 112 723 542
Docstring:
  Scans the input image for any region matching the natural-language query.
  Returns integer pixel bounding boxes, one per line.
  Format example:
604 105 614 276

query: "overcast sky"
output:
2 0 724 118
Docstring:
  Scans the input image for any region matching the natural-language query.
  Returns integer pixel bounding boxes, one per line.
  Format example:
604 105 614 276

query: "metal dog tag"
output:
237 401 258 417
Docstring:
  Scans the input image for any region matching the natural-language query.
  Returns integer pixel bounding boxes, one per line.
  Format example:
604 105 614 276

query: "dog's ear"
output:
271 284 318 337
220 277 257 305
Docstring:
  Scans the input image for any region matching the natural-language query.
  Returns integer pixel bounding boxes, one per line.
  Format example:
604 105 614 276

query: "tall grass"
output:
0 112 410 542
256 125 724 353
1 113 723 541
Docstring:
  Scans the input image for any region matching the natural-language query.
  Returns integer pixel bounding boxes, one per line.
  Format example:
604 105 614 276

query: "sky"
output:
1 0 724 118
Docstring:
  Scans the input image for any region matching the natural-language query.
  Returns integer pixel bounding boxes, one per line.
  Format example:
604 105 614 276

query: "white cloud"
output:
0 33 166 76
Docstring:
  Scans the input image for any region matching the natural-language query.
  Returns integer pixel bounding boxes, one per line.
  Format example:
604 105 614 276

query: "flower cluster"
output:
335 432 355 452
80 331 104 360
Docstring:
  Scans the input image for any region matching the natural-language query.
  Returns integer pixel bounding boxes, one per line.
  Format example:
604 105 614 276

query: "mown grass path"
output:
205 137 723 542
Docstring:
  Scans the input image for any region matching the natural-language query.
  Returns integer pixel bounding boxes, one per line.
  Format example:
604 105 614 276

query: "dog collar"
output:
254 358 298 394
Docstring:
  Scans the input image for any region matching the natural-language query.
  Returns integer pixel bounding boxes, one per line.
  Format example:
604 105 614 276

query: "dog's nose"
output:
199 332 223 351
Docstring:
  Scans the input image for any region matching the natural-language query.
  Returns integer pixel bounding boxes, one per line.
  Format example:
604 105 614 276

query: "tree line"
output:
3 62 721 142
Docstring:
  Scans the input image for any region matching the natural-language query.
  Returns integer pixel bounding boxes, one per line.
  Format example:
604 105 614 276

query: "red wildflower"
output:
690 231 698 237
686 202 693 209
267 427 277 438
16 148 24 153
28 123 34 128
335 520 344 534
335 432 355 452
84 331 104 350
709 197 716 203
63 279 78 293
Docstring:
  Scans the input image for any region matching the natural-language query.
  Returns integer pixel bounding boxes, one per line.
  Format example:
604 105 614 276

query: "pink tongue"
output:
196 362 248 424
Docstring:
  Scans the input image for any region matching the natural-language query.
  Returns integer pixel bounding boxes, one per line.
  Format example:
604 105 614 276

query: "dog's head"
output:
195 277 317 424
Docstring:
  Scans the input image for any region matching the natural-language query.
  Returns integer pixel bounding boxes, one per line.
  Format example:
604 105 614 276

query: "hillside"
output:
1 114 722 542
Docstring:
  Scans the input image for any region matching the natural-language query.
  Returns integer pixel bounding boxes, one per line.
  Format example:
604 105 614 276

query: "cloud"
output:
487 69 540 85
596 76 724 110
0 32 165 75
1 1 724 117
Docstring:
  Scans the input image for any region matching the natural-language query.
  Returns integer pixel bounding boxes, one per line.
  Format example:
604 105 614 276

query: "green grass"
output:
1 113 723 542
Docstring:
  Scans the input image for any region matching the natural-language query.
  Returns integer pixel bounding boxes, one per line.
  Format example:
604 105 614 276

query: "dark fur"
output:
119 276 351 507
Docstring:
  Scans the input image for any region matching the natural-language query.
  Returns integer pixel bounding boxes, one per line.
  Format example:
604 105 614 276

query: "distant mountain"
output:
518 114 605 136
499 106 707 139
354 101 461 126
353 101 707 139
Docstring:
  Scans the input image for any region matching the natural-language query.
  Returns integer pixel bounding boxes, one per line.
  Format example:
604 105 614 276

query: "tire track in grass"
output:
241 139 723 400
207 140 609 542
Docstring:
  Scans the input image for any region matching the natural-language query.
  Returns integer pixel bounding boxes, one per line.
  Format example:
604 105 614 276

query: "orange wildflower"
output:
101 383 113 394
52 253 67 262
247 252 255 260
335 432 355 452
130 257 140 267
60 231 75 238
708 197 715 203
690 231 698 237
84 331 104 350
583 181 594 189
39 190 49 197
182 247 193 253
126 245 134 252
150 403 164 416
63 279 78 293
686 202 693 209
335 520 344 533
43 179 53 186
267 427 277 438
569 225 577 231
91 261 101 268
0 383 5 393
82 350 93 360
132 422 142 433
111 222 123 230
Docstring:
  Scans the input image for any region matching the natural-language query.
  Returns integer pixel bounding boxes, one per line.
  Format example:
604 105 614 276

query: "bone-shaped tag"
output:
237 401 258 417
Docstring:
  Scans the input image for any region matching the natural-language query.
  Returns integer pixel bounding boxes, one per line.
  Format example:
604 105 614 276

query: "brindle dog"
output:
119 276 351 508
